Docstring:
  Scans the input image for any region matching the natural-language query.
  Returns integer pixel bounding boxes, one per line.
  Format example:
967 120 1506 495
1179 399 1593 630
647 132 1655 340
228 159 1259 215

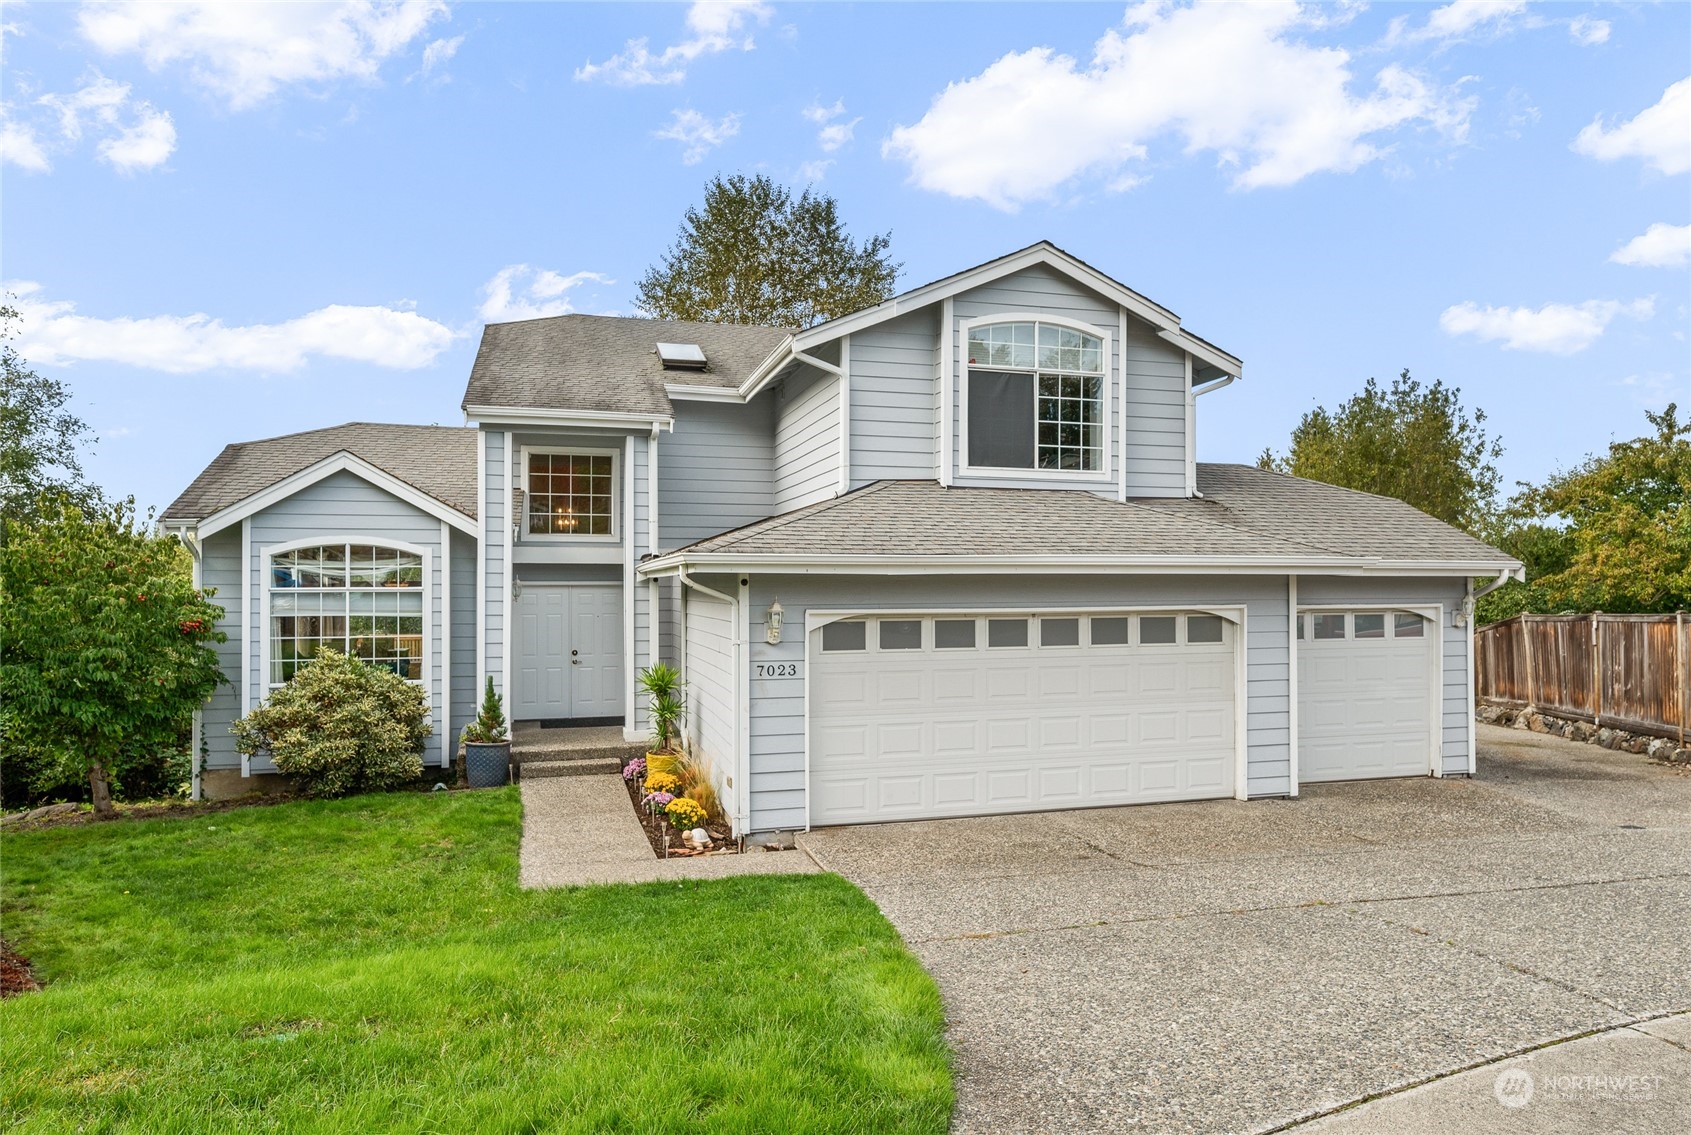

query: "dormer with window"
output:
963 318 1110 479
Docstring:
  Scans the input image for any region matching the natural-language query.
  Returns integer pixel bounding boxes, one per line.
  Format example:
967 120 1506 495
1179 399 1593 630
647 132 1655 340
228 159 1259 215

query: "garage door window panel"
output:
1354 613 1386 639
988 618 1029 648
1140 616 1177 645
1393 613 1424 638
1040 617 1081 647
1090 616 1131 646
879 619 923 651
1187 615 1225 644
935 619 977 649
1313 613 1346 640
821 620 867 652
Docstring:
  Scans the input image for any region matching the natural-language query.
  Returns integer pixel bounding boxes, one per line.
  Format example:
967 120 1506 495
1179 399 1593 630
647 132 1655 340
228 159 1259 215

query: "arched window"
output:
269 543 423 684
965 320 1106 473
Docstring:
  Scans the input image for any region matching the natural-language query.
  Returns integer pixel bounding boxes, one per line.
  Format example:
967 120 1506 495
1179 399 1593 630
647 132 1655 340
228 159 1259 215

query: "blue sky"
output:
3 0 1687 516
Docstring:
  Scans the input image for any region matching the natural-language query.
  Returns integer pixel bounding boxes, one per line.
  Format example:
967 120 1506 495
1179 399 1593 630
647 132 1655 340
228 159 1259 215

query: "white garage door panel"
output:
810 612 1237 825
1298 610 1434 783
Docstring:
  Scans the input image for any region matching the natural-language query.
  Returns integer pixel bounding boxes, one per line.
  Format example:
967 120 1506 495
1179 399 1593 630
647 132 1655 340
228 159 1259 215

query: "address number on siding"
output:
755 662 800 679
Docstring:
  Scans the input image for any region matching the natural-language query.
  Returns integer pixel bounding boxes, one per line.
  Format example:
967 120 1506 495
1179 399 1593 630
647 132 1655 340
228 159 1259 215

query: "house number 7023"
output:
756 663 799 678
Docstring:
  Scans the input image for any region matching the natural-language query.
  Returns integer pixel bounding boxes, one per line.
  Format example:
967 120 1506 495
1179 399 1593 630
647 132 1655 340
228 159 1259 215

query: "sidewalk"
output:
517 774 821 887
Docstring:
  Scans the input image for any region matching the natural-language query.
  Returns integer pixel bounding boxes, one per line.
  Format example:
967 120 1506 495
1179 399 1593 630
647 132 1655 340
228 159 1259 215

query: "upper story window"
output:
269 543 423 685
966 320 1105 473
525 451 614 537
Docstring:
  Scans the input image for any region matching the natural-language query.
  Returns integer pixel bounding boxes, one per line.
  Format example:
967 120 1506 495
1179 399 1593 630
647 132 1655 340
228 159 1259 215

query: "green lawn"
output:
0 790 951 1133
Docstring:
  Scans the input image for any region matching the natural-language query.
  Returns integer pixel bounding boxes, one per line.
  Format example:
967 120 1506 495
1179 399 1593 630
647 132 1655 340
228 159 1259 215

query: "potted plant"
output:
461 676 510 788
637 663 685 777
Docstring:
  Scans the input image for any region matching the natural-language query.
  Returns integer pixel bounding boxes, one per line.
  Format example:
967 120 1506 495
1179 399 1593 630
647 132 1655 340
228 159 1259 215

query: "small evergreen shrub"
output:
232 648 429 798
461 677 509 743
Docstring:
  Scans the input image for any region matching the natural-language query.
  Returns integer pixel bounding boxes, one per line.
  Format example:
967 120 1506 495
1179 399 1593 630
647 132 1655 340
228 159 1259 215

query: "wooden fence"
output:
1475 613 1690 743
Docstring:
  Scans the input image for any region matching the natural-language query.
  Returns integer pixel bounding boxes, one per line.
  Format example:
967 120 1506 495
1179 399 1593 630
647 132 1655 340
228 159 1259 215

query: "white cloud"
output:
478 265 613 322
0 114 50 171
1385 0 1527 46
1572 77 1691 176
1439 297 1655 354
1609 222 1691 268
6 281 457 373
29 72 176 172
575 1 771 86
415 34 463 79
1568 15 1610 46
796 158 832 183
884 1 1475 210
77 0 450 110
655 108 740 164
804 100 860 152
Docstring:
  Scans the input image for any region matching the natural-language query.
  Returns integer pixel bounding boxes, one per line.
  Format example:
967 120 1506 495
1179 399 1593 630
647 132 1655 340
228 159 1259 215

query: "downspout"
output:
1464 566 1520 625
678 565 745 835
1188 374 1237 499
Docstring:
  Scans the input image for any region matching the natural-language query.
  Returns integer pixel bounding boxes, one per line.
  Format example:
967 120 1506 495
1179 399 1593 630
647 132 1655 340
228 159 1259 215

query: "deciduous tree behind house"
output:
635 173 900 328
0 500 225 815
1 303 103 526
1259 369 1502 532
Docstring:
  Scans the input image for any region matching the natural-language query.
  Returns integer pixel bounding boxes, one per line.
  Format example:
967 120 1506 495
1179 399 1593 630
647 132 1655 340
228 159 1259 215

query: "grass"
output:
0 789 951 1133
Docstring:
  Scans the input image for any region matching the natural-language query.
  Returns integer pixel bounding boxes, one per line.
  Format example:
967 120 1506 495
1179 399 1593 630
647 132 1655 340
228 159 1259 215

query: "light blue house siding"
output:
1296 575 1472 776
199 469 475 776
662 399 776 551
739 573 1294 833
848 309 939 485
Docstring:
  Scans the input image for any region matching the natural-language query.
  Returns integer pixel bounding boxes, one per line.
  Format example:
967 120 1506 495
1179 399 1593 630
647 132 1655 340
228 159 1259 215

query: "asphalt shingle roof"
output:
461 315 792 416
163 423 478 523
671 464 1515 567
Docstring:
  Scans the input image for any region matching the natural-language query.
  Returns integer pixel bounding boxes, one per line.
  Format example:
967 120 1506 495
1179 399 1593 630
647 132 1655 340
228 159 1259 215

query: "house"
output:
163 241 1523 833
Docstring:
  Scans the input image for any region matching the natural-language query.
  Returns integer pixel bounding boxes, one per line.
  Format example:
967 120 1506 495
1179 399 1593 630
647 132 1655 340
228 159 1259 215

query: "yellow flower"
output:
644 771 681 794
665 797 707 829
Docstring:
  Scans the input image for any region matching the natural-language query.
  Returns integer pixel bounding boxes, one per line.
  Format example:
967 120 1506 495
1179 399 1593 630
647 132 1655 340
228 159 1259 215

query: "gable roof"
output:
462 314 792 420
162 422 478 526
644 465 1517 574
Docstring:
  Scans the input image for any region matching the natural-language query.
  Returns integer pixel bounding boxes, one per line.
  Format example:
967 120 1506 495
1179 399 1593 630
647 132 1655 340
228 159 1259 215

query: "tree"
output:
635 174 899 327
1478 404 1690 620
0 498 225 815
1259 370 1502 530
1 303 102 526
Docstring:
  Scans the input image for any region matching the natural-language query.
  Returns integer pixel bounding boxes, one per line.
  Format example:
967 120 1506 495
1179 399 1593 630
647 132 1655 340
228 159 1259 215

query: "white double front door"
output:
513 584 623 721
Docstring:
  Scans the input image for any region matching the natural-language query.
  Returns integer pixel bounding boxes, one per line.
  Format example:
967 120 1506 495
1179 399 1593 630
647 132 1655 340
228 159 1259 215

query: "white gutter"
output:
1192 374 1236 397
1472 566 1520 601
678 567 746 835
641 552 1521 578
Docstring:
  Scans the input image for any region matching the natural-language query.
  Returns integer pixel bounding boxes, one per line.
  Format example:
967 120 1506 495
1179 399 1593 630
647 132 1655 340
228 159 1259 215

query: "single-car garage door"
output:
1298 610 1435 782
809 611 1238 825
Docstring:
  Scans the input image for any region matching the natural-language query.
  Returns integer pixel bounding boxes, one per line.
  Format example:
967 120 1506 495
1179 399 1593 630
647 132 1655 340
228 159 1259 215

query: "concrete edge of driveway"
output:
1264 1008 1691 1133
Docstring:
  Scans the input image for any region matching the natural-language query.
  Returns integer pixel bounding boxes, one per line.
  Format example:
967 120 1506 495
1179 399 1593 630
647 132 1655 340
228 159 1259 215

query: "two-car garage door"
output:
809 611 1237 826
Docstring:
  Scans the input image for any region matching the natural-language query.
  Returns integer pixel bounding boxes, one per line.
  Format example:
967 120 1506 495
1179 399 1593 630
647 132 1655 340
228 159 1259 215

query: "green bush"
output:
232 648 430 798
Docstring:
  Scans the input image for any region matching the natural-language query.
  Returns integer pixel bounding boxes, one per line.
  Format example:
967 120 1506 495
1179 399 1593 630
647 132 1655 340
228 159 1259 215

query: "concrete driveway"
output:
798 725 1691 1134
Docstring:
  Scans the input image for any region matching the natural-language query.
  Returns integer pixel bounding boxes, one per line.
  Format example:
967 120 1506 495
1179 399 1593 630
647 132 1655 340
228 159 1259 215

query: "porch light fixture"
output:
766 600 784 645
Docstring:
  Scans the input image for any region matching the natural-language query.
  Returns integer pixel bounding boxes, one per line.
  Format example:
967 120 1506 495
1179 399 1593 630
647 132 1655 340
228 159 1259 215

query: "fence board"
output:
1476 613 1688 743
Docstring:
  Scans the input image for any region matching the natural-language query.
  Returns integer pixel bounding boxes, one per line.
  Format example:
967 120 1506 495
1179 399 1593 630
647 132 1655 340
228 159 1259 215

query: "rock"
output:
1570 721 1595 743
1597 728 1617 748
1624 737 1649 754
1529 714 1552 733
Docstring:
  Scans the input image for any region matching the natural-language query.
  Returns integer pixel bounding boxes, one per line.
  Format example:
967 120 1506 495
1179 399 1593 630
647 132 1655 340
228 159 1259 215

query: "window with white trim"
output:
966 320 1105 472
525 451 614 536
270 543 423 684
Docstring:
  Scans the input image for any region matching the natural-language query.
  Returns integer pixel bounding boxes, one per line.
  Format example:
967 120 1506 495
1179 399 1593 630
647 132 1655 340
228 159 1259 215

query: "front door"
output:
514 584 624 722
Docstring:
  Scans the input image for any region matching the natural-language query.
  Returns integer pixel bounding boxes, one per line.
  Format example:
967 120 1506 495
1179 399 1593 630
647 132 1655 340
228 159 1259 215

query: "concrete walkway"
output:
518 773 820 887
800 725 1691 1134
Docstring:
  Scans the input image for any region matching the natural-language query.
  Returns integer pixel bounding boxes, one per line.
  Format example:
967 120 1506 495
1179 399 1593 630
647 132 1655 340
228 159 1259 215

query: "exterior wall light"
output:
766 600 784 645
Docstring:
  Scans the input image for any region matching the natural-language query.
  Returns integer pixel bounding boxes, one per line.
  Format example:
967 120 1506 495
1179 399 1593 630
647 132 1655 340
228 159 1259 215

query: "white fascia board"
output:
197 451 477 540
464 405 674 432
665 383 747 403
790 244 1191 351
1157 328 1243 378
640 552 1525 578
736 338 798 399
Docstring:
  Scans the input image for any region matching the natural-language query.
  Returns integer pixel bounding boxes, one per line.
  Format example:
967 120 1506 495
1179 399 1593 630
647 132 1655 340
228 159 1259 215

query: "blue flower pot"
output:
464 741 511 788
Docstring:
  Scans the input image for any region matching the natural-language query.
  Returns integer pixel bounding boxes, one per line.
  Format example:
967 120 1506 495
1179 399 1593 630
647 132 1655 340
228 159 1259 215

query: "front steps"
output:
509 722 645 782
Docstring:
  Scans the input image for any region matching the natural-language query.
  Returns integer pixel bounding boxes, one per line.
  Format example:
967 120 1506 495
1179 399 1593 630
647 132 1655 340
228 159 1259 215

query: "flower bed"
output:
620 756 735 858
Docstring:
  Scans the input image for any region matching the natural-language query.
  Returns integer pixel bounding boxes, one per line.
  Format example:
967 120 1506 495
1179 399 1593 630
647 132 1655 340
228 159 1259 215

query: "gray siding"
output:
849 309 939 485
1296 576 1472 775
661 399 775 550
742 574 1292 833
243 470 455 769
775 365 842 509
1122 319 1189 497
483 430 510 706
682 584 739 822
200 526 243 771
948 265 1124 493
448 527 477 765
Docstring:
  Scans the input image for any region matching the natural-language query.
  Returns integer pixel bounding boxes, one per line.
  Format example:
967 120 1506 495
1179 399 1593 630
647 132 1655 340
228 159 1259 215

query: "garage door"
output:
809 611 1237 825
1298 610 1434 782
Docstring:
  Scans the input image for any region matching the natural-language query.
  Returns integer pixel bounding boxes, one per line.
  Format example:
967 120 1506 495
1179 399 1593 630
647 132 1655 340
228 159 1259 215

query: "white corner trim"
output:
502 431 514 701
197 450 476 540
475 428 487 701
737 575 752 835
837 334 851 495
1184 351 1198 498
1118 306 1129 503
1466 577 1478 776
1234 605 1250 801
939 297 955 487
439 519 453 768
191 546 204 801
623 433 636 730
240 517 252 777
1287 575 1299 797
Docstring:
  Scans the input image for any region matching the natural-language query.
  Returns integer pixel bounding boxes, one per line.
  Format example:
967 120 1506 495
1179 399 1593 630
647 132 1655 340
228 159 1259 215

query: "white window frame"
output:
518 445 620 544
259 536 434 693
957 312 1115 483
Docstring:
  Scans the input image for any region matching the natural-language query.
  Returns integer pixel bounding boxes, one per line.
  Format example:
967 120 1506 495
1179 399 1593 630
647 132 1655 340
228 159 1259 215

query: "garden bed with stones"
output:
1478 701 1691 765
618 761 738 859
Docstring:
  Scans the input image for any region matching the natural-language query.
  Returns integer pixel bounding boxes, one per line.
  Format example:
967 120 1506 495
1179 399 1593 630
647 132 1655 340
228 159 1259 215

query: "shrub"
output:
637 663 685 753
461 676 508 743
232 648 429 798
665 796 707 830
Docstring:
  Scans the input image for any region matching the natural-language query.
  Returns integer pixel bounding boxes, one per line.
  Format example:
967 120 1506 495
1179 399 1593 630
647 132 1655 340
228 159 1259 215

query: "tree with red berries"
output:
1 498 225 815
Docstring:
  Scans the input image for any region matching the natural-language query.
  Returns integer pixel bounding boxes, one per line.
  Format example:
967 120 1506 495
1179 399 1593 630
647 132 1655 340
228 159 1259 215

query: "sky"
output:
3 0 1687 516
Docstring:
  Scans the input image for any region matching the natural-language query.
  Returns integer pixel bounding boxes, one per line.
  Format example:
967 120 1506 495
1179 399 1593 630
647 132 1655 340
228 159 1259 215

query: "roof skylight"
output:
656 342 708 370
